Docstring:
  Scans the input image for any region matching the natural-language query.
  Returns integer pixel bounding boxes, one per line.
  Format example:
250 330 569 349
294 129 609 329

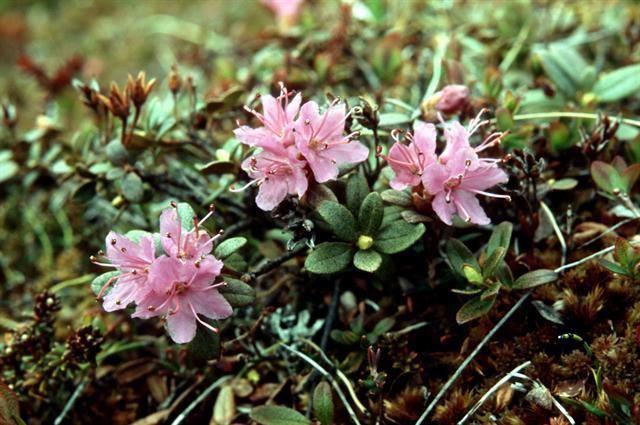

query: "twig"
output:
508 112 640 128
321 280 341 350
301 339 369 416
245 244 307 281
54 378 88 425
541 201 567 266
307 279 342 417
415 290 533 425
512 373 576 425
170 375 231 425
416 239 640 423
281 344 363 425
554 240 640 274
577 217 638 249
386 321 429 338
457 361 532 424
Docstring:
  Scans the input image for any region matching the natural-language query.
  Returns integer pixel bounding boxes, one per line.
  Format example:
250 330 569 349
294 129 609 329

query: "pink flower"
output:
422 115 510 225
379 121 437 190
236 144 309 211
234 84 301 150
160 207 220 260
435 84 470 115
294 100 369 183
261 0 304 26
133 256 232 344
91 231 155 312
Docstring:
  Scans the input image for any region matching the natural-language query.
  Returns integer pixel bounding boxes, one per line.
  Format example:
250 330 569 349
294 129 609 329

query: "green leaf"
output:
380 189 412 207
371 317 395 337
456 295 497 324
198 160 235 175
72 180 96 204
381 205 404 227
250 405 311 425
187 317 220 360
374 222 425 254
353 249 382 272
313 382 334 425
593 64 640 103
121 172 144 203
548 178 578 191
378 112 411 127
91 271 119 296
219 278 255 307
549 121 572 152
214 237 247 259
223 252 247 273
303 182 338 210
0 160 18 183
330 329 360 345
358 192 384 235
106 139 129 165
531 300 564 325
462 264 484 284
317 202 358 242
0 379 22 425
175 202 196 229
446 239 481 276
600 260 629 277
535 48 579 98
487 222 513 257
483 246 507 278
614 237 634 268
346 172 370 214
621 163 640 192
305 242 354 274
512 269 558 289
590 161 624 194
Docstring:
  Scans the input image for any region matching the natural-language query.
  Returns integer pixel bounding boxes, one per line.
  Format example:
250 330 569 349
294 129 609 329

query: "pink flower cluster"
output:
380 112 510 225
233 84 369 211
91 204 232 344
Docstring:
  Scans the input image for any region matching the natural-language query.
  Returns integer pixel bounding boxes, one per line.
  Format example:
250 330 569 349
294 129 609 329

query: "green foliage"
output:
599 238 640 281
214 237 247 259
312 381 334 425
591 157 640 196
219 278 255 307
250 405 311 425
306 187 425 273
305 242 354 274
446 222 558 323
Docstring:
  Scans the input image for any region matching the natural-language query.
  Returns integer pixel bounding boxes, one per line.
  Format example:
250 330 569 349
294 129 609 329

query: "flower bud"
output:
435 84 470 115
168 64 182 95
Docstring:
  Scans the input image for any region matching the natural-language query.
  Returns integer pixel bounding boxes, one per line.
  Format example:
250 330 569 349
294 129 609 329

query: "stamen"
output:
168 296 181 315
188 300 219 333
230 179 260 192
390 128 404 143
194 281 228 292
469 189 512 201
454 198 471 222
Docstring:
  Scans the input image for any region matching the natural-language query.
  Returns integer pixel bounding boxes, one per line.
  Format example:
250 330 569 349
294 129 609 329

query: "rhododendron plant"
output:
91 203 233 343
91 232 156 312
381 112 510 225
234 84 369 210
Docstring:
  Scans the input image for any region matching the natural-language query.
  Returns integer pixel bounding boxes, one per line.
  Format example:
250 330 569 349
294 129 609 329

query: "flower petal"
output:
166 308 197 344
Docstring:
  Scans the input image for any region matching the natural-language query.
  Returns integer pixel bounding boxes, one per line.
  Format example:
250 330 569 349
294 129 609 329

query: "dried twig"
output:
457 361 532 424
415 291 533 425
281 343 363 425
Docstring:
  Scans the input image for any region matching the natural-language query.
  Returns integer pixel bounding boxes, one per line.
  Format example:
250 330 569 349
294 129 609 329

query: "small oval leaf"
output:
250 405 311 425
512 269 558 289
